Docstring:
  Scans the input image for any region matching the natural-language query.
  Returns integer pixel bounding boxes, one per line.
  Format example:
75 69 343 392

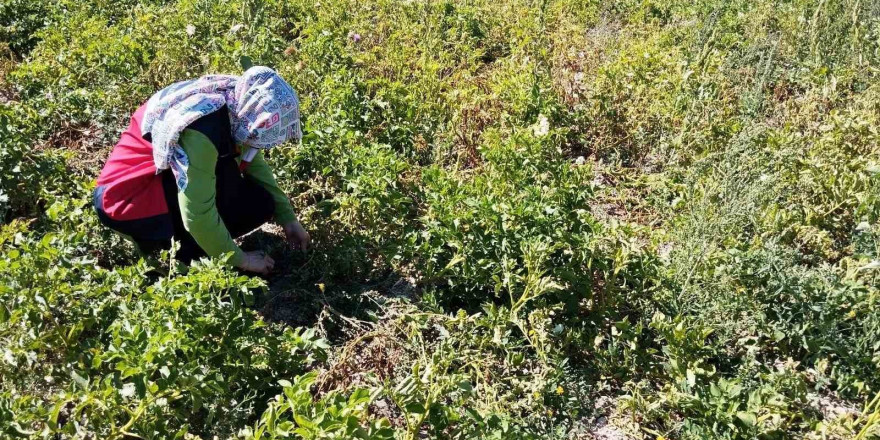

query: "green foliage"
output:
0 104 74 222
0 0 57 57
0 219 327 438
3 0 880 438
250 373 394 439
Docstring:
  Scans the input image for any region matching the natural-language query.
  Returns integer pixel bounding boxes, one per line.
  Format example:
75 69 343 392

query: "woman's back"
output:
96 104 167 222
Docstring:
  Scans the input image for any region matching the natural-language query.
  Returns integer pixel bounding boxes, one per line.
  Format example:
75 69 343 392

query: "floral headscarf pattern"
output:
141 66 301 190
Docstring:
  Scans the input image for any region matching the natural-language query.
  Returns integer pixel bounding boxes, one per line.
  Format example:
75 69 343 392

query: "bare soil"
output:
237 224 416 336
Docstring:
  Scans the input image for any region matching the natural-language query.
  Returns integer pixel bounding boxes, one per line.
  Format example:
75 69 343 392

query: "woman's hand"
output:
283 220 310 252
238 250 275 274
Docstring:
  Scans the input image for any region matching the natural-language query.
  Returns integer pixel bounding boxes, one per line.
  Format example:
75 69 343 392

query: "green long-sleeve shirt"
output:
177 129 297 266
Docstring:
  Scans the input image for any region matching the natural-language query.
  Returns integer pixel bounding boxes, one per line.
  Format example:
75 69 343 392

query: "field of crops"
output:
2 0 880 438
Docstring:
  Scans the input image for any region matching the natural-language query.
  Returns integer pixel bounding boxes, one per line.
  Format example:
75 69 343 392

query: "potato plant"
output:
2 0 880 438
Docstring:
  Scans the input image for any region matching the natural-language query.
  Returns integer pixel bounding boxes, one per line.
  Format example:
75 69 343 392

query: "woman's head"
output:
229 66 302 148
142 66 302 190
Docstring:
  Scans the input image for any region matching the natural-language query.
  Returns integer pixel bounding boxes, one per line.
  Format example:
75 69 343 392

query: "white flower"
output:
119 383 136 398
186 25 196 36
533 115 550 137
229 24 245 34
3 349 16 366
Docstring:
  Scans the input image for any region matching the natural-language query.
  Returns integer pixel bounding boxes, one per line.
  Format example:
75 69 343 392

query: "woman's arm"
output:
242 149 310 251
241 148 298 225
177 129 246 266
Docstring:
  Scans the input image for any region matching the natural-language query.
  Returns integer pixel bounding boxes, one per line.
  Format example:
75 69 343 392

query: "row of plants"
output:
2 0 880 438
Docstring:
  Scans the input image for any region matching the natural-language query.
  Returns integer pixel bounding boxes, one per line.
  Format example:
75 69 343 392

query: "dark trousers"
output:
97 154 275 263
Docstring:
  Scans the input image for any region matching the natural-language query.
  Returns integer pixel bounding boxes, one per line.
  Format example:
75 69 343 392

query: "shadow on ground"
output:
237 224 417 341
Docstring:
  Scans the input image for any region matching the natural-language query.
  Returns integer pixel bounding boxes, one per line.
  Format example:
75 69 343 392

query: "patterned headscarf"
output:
141 66 301 190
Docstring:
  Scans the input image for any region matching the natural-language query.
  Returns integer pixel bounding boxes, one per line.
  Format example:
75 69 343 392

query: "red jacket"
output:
96 104 169 221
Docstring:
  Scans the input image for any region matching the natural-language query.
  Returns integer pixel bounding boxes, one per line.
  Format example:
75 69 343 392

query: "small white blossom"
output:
119 383 136 398
186 25 196 36
3 349 16 366
533 115 550 137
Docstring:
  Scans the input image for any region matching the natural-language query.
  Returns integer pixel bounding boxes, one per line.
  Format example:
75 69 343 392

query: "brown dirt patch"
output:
315 331 405 393
34 121 109 176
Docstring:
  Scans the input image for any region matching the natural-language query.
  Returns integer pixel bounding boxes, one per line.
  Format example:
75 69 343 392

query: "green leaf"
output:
736 411 757 427
464 407 482 421
348 388 371 406
276 421 294 435
239 55 254 71
772 329 785 342
404 402 427 414
728 383 743 398
49 400 66 428
70 370 89 388
91 353 103 369
457 380 474 393
293 413 316 430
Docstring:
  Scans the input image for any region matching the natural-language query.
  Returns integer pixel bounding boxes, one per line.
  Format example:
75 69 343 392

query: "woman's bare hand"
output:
283 220 311 252
238 250 275 274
